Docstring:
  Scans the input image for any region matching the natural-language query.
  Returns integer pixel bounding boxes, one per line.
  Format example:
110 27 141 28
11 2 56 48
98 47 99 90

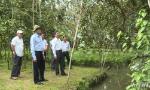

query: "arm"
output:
11 45 16 55
11 38 16 55
68 42 71 51
49 41 52 50
45 45 48 51
30 36 37 61
51 40 57 58
44 40 48 51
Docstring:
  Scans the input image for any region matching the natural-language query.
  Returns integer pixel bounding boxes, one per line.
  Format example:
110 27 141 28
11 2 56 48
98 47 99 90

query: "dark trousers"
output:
62 51 70 67
44 51 46 60
11 55 22 77
55 50 65 75
51 52 56 70
33 51 45 83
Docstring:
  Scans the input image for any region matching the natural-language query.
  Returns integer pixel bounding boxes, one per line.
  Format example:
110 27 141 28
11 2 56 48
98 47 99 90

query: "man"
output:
49 33 56 71
41 33 48 78
10 30 24 80
41 33 48 59
62 36 71 68
51 32 67 76
30 25 47 85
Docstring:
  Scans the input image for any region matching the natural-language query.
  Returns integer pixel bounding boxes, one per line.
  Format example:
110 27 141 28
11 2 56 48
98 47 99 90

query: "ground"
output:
0 62 102 90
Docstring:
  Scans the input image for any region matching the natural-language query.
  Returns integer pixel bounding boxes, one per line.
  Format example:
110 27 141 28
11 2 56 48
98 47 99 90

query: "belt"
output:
35 51 43 53
56 50 62 52
62 51 69 52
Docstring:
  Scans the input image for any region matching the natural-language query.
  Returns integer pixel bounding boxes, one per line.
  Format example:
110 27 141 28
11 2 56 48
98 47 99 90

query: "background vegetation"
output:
1 0 150 90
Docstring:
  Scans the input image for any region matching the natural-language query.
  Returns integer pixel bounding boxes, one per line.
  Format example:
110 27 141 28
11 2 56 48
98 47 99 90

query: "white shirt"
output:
30 33 44 60
51 37 62 57
62 41 70 52
11 36 24 57
49 39 53 48
42 39 48 50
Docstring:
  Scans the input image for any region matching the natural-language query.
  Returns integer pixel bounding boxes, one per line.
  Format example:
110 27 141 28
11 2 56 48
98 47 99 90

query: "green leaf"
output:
139 9 147 17
122 43 127 48
139 27 145 33
137 32 143 41
137 41 142 49
141 11 147 17
117 31 122 39
142 20 148 26
136 18 143 27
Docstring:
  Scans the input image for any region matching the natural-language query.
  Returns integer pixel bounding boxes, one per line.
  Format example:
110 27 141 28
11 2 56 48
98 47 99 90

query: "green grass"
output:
0 62 104 90
0 49 134 89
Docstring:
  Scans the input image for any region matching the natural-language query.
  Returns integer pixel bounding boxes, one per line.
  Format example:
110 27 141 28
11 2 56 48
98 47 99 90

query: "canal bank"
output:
92 65 131 90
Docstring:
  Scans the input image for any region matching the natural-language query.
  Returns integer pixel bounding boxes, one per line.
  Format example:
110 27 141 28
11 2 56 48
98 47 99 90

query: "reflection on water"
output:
93 66 131 90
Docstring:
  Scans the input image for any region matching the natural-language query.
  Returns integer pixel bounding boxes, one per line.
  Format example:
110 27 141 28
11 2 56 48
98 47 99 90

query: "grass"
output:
0 49 134 89
0 62 103 90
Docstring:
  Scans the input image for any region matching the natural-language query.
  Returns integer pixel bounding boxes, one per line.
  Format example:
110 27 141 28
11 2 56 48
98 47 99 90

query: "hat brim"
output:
33 27 41 32
17 31 23 33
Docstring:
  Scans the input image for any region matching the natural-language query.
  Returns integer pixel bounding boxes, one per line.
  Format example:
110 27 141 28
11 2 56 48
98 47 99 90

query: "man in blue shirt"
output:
30 25 47 85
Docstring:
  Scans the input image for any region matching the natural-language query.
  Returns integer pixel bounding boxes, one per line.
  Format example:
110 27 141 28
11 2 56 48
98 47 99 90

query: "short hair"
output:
52 32 57 38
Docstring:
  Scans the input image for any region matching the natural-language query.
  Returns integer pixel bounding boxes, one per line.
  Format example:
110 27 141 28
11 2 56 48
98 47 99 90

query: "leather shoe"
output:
40 79 48 82
35 82 44 85
61 73 67 76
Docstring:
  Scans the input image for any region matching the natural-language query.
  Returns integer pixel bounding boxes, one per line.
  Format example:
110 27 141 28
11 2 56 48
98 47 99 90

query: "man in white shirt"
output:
10 30 24 80
51 32 67 76
41 33 48 79
49 34 56 70
41 33 48 59
62 36 71 68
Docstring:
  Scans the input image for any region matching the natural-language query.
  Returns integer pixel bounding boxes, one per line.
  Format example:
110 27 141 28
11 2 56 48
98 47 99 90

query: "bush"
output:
72 49 135 67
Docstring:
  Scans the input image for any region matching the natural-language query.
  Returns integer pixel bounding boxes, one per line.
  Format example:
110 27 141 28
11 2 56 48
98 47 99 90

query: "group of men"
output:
10 25 71 85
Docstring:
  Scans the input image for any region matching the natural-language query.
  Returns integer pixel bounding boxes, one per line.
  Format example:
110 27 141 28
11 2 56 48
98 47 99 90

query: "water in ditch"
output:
93 66 131 90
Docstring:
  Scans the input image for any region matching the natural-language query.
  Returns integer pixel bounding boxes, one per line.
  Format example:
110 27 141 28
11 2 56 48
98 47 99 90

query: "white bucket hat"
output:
17 30 23 33
33 25 41 32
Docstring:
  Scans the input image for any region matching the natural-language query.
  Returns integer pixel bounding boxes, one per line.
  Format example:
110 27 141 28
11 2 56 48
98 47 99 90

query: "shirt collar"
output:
35 33 40 37
16 36 22 39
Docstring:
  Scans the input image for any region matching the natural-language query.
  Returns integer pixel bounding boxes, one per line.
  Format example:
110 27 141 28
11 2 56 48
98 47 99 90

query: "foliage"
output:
72 49 135 66
126 9 150 90
0 0 147 49
126 58 150 90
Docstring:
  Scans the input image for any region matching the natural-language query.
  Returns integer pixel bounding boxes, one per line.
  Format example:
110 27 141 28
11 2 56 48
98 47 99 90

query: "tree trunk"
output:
39 0 41 23
148 0 150 8
32 0 35 27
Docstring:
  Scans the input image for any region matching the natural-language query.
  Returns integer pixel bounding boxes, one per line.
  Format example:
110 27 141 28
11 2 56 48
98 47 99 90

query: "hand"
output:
44 49 47 52
12 51 16 56
33 60 37 62
54 56 57 59
43 55 45 60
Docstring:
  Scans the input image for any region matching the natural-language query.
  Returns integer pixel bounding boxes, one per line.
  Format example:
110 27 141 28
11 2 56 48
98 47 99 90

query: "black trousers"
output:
33 51 45 83
55 50 65 75
62 51 70 67
11 55 22 77
50 51 56 70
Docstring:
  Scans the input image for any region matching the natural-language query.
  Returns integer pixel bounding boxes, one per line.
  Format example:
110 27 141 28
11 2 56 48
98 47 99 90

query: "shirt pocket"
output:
35 37 42 44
